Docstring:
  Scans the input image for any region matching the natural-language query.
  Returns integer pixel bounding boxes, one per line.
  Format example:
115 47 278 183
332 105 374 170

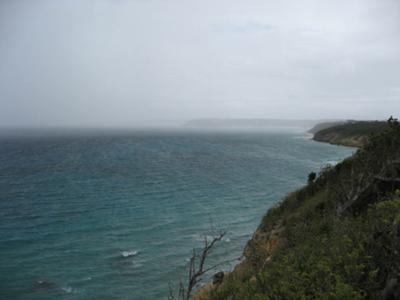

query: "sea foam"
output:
121 250 138 258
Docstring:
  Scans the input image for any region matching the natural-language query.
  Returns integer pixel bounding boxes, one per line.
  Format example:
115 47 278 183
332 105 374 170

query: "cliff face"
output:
197 119 400 300
313 131 367 147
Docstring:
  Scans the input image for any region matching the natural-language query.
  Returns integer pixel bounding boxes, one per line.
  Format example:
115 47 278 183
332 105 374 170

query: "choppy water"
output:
0 129 354 300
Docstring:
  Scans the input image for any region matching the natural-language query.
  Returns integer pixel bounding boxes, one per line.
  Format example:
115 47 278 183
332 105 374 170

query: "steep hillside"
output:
313 121 389 147
197 118 400 300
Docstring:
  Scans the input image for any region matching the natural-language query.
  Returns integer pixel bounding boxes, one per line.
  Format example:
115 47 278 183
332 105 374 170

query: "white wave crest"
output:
61 286 78 294
121 250 138 258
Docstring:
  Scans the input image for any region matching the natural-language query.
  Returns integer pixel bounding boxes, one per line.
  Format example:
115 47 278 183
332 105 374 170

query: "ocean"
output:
0 129 354 300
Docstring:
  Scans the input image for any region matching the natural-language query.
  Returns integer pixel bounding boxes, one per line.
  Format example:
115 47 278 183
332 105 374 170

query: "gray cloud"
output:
0 0 399 127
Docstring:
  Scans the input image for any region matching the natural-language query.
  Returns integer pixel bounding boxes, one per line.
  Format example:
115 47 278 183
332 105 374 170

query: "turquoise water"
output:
0 129 354 300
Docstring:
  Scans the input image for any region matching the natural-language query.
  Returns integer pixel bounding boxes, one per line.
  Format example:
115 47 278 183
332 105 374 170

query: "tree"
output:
169 232 230 300
333 117 400 214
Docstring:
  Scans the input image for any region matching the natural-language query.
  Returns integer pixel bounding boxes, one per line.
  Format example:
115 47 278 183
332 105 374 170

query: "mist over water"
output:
0 128 354 299
1 0 400 127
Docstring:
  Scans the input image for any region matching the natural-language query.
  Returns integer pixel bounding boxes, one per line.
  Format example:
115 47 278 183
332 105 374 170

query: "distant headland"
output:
311 120 389 147
184 118 341 129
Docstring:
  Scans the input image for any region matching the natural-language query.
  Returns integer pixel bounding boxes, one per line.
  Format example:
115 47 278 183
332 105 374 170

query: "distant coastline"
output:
311 120 388 147
184 118 342 129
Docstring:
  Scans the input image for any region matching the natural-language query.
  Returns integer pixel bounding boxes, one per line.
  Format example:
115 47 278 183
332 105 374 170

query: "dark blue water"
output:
0 129 354 300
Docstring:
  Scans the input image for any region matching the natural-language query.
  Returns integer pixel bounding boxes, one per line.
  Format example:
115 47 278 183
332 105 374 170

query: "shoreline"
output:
194 120 395 299
195 134 356 299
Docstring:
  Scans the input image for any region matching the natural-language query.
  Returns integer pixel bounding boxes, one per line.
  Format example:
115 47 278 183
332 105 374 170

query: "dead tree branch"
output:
335 156 400 214
169 231 241 300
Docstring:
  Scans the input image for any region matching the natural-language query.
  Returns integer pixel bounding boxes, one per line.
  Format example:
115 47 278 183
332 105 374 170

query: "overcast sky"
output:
0 0 399 127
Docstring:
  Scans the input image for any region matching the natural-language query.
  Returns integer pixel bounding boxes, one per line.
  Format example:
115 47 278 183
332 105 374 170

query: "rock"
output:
212 272 224 285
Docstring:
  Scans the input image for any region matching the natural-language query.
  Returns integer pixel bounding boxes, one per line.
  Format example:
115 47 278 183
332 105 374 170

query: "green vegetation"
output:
313 120 389 147
197 118 400 300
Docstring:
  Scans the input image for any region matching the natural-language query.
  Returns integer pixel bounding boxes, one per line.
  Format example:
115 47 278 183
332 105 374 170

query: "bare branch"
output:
335 155 400 214
171 231 229 300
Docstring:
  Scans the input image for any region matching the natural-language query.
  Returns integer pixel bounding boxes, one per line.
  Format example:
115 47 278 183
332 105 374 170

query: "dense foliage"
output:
200 118 400 300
